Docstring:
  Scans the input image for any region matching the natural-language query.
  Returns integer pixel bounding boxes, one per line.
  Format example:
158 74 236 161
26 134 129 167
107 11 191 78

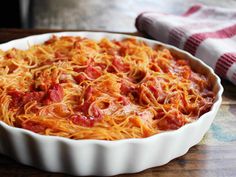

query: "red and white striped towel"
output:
136 4 236 85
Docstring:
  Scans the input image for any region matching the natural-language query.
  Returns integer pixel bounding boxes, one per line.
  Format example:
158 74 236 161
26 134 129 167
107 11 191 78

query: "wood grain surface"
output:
0 29 235 177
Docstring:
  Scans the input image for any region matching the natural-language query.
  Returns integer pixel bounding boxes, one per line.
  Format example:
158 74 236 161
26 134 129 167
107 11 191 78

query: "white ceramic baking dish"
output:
0 32 223 176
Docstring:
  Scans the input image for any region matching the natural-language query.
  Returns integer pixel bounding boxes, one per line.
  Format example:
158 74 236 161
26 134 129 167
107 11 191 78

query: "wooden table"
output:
0 29 235 177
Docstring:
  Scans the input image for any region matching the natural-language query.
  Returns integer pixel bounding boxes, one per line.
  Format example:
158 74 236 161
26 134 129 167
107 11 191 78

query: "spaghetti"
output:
0 36 215 140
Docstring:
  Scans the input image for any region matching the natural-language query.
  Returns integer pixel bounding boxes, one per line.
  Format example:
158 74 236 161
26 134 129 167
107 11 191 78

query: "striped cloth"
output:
135 5 236 85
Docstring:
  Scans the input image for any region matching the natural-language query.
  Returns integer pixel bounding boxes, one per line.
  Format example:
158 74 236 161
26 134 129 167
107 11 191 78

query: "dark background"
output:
0 0 21 28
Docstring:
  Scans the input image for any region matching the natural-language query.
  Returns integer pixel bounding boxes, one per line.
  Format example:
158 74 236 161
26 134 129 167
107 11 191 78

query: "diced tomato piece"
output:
8 90 24 108
107 65 116 73
44 84 64 105
22 91 45 104
95 63 107 70
73 73 87 84
8 63 18 73
149 85 159 98
78 86 103 119
112 57 130 72
79 101 91 115
119 46 127 56
120 80 136 95
90 105 102 119
181 94 188 107
154 109 166 120
5 53 14 59
70 114 95 127
150 64 161 72
85 65 102 79
84 86 94 101
77 86 94 114
117 96 129 105
9 90 47 108
49 84 63 102
148 84 166 104
157 112 186 130
73 67 84 73
59 73 70 83
113 40 122 46
120 83 129 95
22 121 46 133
